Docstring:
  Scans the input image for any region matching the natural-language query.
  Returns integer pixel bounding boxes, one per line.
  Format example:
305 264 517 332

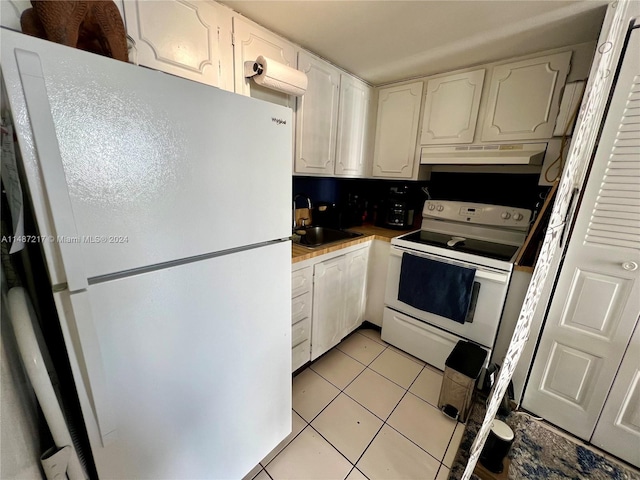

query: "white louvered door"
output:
523 28 640 445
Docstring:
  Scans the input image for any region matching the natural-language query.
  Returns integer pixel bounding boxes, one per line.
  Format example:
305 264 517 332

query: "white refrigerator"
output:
1 28 292 479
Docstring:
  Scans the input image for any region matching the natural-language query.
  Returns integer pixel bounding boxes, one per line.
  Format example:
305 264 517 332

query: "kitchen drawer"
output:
292 339 310 372
292 266 312 297
292 317 311 348
291 291 312 325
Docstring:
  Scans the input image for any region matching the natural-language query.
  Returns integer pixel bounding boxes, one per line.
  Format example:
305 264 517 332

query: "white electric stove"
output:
382 200 532 371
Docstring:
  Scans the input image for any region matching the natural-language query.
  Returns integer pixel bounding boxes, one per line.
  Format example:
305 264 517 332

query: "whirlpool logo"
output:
271 117 287 125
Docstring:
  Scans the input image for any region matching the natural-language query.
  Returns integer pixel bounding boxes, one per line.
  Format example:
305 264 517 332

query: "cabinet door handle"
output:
622 261 638 271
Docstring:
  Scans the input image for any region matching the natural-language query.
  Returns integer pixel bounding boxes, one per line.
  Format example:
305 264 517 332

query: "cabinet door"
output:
372 82 423 178
124 0 233 90
311 256 345 359
343 248 369 336
420 69 485 145
294 52 341 175
335 75 371 177
232 16 296 108
481 51 571 141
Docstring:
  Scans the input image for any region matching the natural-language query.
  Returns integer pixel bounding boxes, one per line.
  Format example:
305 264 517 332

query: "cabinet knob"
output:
622 261 638 271
501 212 511 220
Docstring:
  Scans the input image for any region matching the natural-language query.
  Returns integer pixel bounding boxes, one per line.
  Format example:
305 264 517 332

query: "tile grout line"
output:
281 358 383 474
288 342 394 476
290 332 454 480
348 362 427 473
260 410 309 471
311 342 451 470
301 344 390 429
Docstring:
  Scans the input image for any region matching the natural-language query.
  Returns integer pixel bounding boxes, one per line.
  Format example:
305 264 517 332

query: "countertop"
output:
291 224 416 263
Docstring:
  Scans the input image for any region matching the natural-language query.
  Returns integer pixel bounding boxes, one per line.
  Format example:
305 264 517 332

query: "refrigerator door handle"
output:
69 291 117 447
15 48 88 292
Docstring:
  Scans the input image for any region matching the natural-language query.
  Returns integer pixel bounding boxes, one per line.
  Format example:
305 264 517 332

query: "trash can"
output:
479 419 515 474
438 341 487 422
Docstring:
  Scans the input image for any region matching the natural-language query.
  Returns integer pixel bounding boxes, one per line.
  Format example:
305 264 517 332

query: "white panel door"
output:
312 256 345 359
335 74 371 177
372 82 423 178
420 69 485 145
591 323 640 467
523 32 640 441
294 51 341 175
481 51 571 141
232 16 296 108
59 242 292 479
343 247 369 335
124 0 233 90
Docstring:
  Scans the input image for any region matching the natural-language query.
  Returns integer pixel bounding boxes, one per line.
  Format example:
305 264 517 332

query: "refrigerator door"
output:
55 242 291 479
1 29 292 288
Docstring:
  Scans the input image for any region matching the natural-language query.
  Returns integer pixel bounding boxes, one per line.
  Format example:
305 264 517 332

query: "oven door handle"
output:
390 247 509 284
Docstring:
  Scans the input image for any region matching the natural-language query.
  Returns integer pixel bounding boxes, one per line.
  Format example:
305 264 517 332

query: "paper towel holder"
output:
244 60 263 78
243 56 307 96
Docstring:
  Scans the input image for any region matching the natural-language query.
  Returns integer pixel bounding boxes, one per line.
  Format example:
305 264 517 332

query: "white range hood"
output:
420 143 547 165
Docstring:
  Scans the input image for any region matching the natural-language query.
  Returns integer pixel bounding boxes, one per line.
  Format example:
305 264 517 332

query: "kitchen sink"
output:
291 226 362 248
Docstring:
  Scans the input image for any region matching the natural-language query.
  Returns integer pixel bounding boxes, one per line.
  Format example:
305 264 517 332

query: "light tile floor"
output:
244 329 463 480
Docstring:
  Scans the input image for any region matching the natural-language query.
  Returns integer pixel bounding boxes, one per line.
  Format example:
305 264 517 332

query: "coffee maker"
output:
377 185 414 229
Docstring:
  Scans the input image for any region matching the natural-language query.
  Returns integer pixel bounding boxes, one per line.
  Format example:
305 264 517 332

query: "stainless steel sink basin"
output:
291 226 362 248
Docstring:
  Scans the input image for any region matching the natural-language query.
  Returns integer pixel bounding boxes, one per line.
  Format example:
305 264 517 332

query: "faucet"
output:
293 194 312 229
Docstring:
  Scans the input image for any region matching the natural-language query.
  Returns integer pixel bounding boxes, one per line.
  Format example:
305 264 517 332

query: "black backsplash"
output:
426 172 544 210
293 173 548 226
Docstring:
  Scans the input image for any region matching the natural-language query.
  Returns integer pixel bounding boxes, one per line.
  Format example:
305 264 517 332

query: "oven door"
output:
384 245 511 348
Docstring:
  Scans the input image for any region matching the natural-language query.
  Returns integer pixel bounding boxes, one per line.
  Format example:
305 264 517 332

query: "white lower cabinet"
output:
364 240 391 327
311 246 370 360
291 266 312 371
343 247 369 333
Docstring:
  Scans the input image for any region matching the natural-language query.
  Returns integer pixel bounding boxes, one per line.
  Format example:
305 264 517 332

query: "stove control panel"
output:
423 201 532 227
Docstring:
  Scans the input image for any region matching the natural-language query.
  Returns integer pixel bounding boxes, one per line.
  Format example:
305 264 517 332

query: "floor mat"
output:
449 401 640 480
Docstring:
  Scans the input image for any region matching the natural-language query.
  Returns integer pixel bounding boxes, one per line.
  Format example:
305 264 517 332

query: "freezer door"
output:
1 29 291 286
54 242 291 479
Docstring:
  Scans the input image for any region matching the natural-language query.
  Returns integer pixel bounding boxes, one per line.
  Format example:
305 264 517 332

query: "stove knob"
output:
427 203 436 211
436 205 444 212
501 212 511 220
513 213 524 221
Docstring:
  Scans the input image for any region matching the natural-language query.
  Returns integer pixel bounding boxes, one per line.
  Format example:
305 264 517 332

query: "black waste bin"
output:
438 341 487 422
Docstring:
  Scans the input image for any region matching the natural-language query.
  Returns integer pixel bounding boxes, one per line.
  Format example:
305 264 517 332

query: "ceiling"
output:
220 0 608 85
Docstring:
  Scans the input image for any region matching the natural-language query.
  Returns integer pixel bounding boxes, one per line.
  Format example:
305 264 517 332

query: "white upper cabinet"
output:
481 51 571 142
420 69 485 145
335 74 371 177
372 82 424 178
232 16 296 108
295 51 341 175
124 0 233 91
